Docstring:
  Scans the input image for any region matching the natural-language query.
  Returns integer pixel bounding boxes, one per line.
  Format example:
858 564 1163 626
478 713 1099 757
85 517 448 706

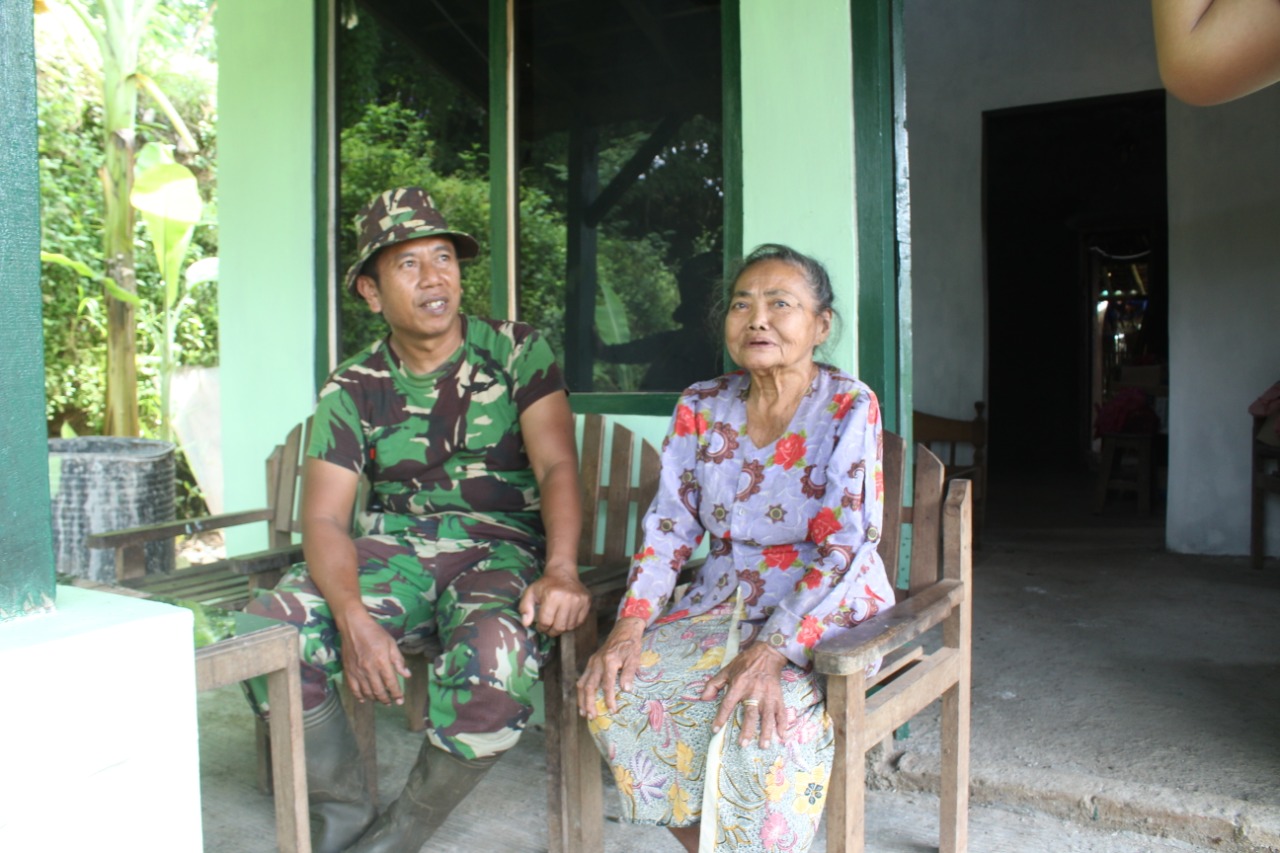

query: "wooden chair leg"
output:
545 620 605 853
940 679 971 853
1252 474 1265 570
402 651 431 733
941 490 973 853
1135 437 1152 516
1094 435 1116 512
825 674 867 853
255 716 273 794
341 680 380 805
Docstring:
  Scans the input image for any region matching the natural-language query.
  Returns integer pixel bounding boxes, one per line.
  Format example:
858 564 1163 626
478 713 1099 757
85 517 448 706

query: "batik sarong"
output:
586 601 834 853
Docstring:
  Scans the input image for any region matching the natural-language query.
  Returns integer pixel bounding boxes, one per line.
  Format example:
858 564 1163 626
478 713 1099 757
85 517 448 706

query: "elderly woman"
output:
577 244 896 852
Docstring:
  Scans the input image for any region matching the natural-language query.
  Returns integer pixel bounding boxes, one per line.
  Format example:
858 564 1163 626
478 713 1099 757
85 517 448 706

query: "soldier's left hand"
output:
519 568 590 636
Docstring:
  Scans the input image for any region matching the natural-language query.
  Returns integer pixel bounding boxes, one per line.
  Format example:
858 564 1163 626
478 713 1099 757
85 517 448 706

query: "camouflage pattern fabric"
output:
246 534 550 759
315 315 564 547
245 316 565 759
343 186 479 294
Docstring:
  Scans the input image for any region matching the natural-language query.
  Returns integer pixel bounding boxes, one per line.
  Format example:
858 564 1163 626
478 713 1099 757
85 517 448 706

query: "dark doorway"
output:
984 91 1167 479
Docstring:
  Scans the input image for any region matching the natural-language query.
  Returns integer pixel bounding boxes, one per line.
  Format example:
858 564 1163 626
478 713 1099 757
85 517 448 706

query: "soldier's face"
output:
357 236 463 346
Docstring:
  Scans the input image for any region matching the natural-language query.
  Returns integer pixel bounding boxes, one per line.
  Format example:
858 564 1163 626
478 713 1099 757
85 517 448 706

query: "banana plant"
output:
131 141 207 442
595 274 640 391
41 0 198 437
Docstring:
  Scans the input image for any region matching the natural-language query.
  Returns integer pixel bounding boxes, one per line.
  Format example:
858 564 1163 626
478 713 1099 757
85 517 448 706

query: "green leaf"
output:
132 153 202 309
134 140 176 175
102 276 143 306
41 251 97 279
596 275 632 345
185 256 220 286
42 250 141 306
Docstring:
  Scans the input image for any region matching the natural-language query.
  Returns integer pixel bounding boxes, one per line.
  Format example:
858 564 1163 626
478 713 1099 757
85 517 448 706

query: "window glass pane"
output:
333 0 725 398
518 0 725 393
334 2 490 361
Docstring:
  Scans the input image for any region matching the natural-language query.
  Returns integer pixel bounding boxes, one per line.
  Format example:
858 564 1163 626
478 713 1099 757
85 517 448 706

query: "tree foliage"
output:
335 11 723 392
36 0 218 438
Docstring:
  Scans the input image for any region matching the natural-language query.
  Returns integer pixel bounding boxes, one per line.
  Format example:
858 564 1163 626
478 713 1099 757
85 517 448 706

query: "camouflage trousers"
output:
244 531 550 759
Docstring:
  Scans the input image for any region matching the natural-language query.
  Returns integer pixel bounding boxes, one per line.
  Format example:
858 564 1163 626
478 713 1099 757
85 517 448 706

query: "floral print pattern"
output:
619 366 894 666
593 366 895 852
588 604 834 852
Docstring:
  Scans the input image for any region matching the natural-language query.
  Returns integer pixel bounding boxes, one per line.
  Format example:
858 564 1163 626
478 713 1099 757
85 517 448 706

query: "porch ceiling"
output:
355 0 722 137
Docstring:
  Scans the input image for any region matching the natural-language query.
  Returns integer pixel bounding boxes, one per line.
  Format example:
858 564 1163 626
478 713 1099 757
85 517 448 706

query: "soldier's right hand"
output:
340 612 412 705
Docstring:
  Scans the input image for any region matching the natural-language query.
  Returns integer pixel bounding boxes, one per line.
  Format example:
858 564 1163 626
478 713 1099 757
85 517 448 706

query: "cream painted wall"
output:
217 0 321 551
903 1 1278 555
1164 87 1280 555
903 0 1162 422
740 0 858 375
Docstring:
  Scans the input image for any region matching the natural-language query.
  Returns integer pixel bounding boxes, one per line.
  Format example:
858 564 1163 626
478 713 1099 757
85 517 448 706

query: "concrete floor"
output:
197 468 1280 852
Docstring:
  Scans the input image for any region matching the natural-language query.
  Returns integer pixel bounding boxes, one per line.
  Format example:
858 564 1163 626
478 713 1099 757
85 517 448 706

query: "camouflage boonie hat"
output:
345 187 480 294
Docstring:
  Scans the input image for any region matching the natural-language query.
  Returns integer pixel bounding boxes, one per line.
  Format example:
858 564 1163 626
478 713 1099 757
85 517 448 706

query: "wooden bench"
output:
1251 413 1280 570
85 422 307 609
249 414 662 817
546 432 974 853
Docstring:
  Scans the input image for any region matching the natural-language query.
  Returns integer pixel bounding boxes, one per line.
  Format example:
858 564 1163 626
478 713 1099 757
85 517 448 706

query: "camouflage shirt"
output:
307 316 566 549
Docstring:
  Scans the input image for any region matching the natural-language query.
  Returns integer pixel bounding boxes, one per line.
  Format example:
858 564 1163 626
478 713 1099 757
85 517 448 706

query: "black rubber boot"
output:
304 694 376 853
348 742 499 852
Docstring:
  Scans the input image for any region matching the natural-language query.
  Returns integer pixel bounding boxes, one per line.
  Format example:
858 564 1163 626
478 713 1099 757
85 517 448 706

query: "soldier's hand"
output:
519 569 590 637
339 611 411 705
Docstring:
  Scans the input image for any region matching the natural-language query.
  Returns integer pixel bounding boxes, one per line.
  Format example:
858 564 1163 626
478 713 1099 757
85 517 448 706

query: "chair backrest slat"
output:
578 414 606 561
878 432 907 588
271 421 305 544
908 443 946 596
602 423 636 568
633 440 662 558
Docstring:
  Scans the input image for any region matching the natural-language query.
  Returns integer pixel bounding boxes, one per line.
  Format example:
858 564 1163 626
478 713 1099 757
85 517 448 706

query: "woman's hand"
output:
702 642 789 749
576 616 647 718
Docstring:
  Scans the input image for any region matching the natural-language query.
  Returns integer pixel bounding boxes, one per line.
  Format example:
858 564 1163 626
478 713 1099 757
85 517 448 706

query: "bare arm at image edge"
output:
1153 0 1280 105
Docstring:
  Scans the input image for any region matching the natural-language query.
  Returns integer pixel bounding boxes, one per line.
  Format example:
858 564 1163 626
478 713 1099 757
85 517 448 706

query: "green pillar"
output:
0 0 56 619
851 0 900 432
217 0 321 551
738 0 859 375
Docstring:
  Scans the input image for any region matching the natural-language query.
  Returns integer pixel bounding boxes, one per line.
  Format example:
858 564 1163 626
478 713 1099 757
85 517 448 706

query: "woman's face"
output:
724 259 831 376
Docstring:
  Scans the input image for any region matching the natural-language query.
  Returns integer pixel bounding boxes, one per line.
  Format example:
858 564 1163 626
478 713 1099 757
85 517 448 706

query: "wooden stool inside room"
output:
1251 412 1280 570
1094 432 1154 515
913 402 987 538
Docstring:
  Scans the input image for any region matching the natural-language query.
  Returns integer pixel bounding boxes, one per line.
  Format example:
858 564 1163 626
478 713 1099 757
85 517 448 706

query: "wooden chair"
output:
542 413 661 853
85 421 308 609
914 402 986 537
321 414 661 821
1251 413 1280 570
814 438 973 853
546 433 973 853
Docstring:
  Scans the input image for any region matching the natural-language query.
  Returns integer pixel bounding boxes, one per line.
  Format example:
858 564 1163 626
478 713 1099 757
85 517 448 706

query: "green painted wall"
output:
216 0 321 549
0 0 56 620
738 0 859 376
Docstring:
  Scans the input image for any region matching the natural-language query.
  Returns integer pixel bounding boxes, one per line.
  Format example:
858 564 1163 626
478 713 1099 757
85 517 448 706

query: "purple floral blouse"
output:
618 365 896 667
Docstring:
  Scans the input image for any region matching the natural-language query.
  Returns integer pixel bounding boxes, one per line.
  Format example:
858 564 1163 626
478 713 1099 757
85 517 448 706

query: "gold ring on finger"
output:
741 698 760 707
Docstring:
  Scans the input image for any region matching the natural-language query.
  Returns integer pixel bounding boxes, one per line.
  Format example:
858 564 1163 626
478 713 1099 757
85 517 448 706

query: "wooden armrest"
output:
812 579 964 676
228 544 304 576
580 563 630 599
86 508 275 549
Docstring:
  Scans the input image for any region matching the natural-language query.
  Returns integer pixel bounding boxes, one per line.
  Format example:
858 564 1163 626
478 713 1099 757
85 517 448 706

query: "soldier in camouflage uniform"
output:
246 187 590 853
